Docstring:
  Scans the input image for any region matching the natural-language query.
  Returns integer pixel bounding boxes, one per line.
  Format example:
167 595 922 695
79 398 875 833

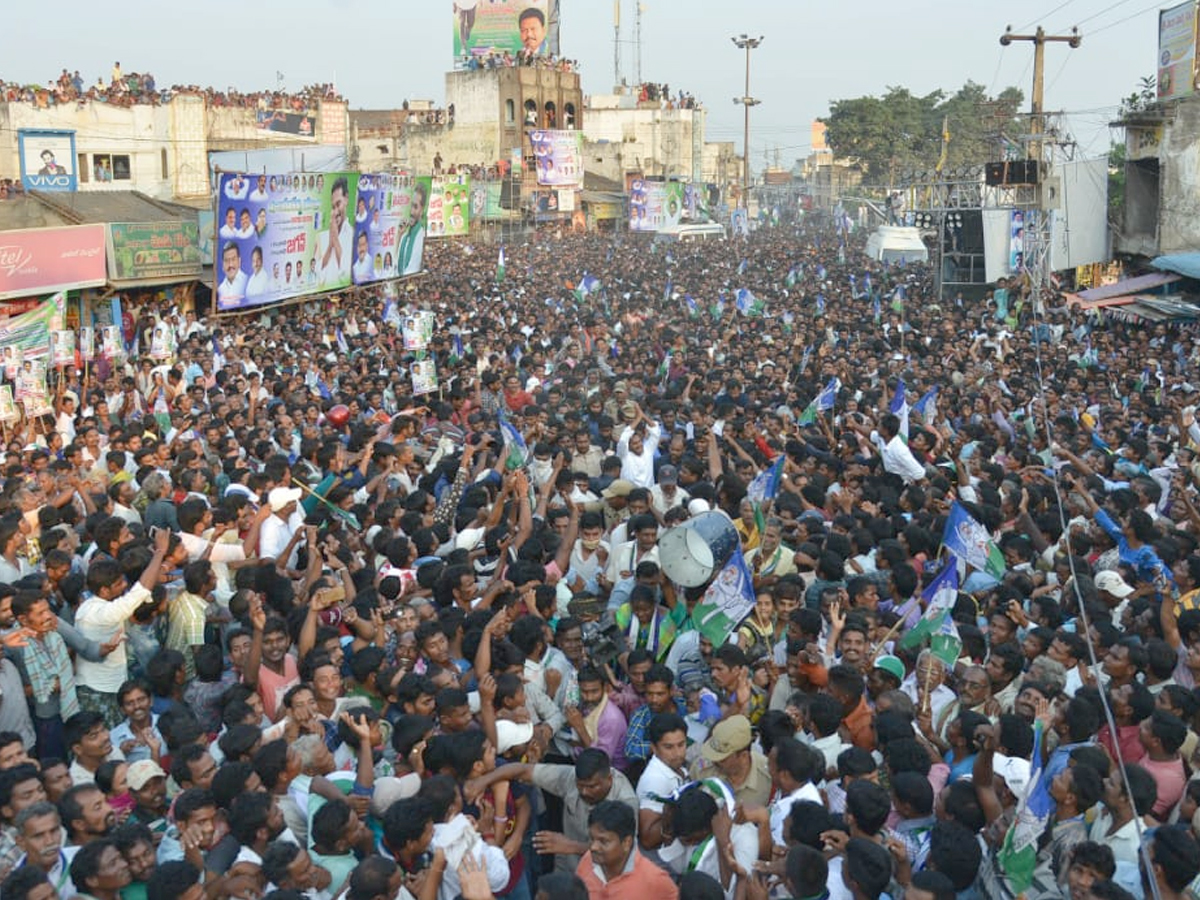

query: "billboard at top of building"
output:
352 173 428 284
530 130 583 188
452 0 556 66
418 175 472 239
1159 1 1199 100
214 171 358 313
626 176 685 233
18 130 78 192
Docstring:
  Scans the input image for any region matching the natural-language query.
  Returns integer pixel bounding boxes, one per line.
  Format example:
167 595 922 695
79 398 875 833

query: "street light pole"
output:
732 34 762 209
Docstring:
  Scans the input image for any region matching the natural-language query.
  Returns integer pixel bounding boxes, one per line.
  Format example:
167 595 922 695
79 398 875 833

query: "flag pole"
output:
869 615 907 663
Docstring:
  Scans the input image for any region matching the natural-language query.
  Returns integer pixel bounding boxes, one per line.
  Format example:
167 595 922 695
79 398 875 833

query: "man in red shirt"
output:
503 374 535 412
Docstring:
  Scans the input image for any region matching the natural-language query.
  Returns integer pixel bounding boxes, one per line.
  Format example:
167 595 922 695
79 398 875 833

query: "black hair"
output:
928 820 983 890
588 799 636 841
147 861 201 900
844 837 893 900
845 780 891 836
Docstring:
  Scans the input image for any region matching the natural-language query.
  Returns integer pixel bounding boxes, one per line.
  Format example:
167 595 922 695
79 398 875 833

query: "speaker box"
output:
985 160 1039 186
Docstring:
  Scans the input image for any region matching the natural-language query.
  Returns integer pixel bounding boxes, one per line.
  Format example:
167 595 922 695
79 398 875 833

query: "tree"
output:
821 81 1025 188
1107 140 1126 225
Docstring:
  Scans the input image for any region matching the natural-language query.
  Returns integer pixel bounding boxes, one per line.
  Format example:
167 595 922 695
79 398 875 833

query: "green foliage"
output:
821 81 1025 186
1108 140 1125 222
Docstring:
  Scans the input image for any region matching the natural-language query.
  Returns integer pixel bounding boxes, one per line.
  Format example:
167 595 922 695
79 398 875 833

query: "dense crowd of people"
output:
0 217 1198 900
0 64 341 111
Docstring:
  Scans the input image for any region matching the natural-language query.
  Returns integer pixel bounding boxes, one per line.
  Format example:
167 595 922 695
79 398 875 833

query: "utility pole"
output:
999 25 1080 166
732 34 763 210
613 0 621 88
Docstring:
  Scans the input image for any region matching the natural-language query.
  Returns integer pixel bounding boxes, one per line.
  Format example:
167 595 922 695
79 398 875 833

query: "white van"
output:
655 223 727 242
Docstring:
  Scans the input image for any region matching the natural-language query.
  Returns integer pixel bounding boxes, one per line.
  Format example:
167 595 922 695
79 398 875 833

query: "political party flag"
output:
496 246 506 283
899 559 961 667
912 385 939 424
336 328 350 355
692 549 757 647
574 273 600 302
735 288 763 317
212 334 224 373
745 455 785 505
890 379 910 440
684 295 699 318
798 378 840 426
815 294 826 316
943 502 1007 580
785 266 797 288
450 332 465 363
737 258 748 276
892 284 907 313
711 297 725 320
658 351 672 385
997 721 1052 895
498 409 529 471
817 265 827 280
873 294 882 323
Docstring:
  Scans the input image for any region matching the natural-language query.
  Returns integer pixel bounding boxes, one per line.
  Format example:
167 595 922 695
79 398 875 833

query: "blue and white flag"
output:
212 334 224 373
737 258 748 276
745 455 785 505
890 379 910 439
692 549 757 647
663 277 673 303
900 559 961 665
498 409 529 471
912 385 939 424
450 332 465 360
684 295 699 317
336 328 349 355
798 377 840 426
575 273 601 302
815 294 826 316
735 288 763 317
944 502 1006 580
997 721 1052 895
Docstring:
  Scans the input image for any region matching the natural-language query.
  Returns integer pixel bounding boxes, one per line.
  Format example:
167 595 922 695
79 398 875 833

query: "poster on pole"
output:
101 325 124 360
79 327 95 361
0 386 17 424
0 292 65 360
1009 210 1025 274
411 359 438 396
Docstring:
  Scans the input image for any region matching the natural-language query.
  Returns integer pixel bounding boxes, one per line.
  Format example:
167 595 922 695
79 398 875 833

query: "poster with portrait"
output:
402 311 436 351
0 386 16 424
422 175 471 240
101 325 123 360
79 327 95 361
352 174 428 284
214 171 360 312
452 0 555 66
1009 210 1025 274
150 322 174 360
50 330 75 368
17 129 78 192
529 130 583 188
411 359 438 396
3 346 23 381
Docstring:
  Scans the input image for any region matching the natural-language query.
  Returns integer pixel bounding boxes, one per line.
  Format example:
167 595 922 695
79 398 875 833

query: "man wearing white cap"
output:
260 487 306 572
1095 570 1135 628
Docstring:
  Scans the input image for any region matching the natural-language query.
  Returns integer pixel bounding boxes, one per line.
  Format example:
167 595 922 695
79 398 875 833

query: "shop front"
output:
0 224 108 327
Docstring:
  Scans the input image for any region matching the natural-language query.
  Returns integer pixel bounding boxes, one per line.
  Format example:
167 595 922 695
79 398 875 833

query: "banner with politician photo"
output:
420 175 471 240
351 174 427 284
529 130 583 188
452 1 553 65
627 177 685 233
214 171 359 313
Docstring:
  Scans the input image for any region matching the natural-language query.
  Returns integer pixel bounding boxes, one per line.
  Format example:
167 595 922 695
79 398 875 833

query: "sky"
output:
3 0 1163 168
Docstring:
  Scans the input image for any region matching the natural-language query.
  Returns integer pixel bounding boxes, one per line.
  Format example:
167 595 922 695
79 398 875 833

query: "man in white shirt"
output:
217 242 248 307
650 465 690 516
657 786 758 900
318 176 353 287
616 402 661 488
259 487 306 572
865 412 927 484
75 529 171 717
245 247 269 299
768 738 824 844
635 712 689 855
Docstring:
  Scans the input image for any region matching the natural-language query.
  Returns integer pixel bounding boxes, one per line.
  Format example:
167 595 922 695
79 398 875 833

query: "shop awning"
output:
1153 253 1200 280
1075 271 1181 302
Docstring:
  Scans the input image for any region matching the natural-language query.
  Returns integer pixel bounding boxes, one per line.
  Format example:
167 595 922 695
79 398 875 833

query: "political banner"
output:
2 347 21 381
79 326 95 361
101 325 123 359
420 175 471 240
691 549 757 647
214 171 359 313
0 292 65 361
107 221 202 282
18 129 78 192
0 226 106 300
403 311 436 351
352 174 427 284
530 130 583 187
452 0 554 65
1158 1 1198 100
255 110 316 137
0 386 16 424
49 330 75 368
627 178 686 232
1009 210 1025 274
411 359 438 396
